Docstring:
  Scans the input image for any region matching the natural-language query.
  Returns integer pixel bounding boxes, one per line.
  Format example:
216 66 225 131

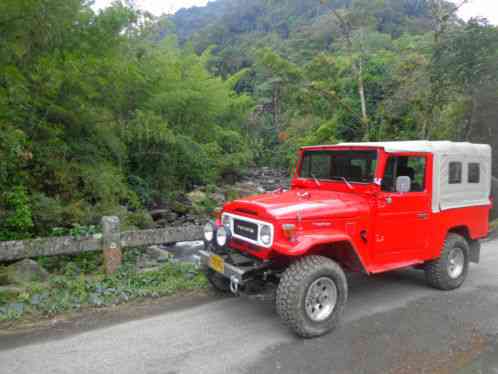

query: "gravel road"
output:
1 240 498 374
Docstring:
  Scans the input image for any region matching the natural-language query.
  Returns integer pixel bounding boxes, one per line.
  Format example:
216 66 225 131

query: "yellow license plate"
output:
209 255 224 274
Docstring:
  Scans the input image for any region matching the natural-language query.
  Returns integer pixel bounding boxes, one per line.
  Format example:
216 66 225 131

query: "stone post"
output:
102 216 122 275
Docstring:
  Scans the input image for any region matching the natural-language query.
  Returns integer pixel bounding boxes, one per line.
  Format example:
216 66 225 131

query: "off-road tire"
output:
276 255 348 338
205 269 231 294
425 233 470 290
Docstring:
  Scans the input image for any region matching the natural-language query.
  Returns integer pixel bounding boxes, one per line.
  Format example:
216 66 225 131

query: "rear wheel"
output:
276 255 348 338
205 269 231 294
425 233 470 290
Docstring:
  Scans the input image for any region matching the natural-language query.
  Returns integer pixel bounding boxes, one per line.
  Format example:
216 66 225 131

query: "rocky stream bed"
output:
149 167 290 228
143 167 290 267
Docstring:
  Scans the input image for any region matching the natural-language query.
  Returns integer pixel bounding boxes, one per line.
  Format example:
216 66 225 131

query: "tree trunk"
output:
420 118 428 139
331 10 370 141
357 59 369 141
462 95 476 141
272 82 280 132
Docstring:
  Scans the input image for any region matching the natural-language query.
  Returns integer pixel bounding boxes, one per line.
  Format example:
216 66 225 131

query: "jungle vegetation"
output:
1 0 497 239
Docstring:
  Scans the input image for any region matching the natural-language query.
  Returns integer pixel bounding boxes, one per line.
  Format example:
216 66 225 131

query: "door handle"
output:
377 195 393 208
417 213 429 220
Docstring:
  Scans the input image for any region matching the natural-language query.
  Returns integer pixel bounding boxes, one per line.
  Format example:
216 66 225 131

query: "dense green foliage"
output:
1 0 497 240
170 0 498 170
0 0 253 239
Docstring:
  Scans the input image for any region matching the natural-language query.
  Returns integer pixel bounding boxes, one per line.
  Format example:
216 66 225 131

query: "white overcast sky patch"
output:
92 0 498 24
93 0 209 15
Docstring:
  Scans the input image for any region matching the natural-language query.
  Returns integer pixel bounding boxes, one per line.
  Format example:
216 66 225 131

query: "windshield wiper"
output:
310 173 321 187
339 176 354 190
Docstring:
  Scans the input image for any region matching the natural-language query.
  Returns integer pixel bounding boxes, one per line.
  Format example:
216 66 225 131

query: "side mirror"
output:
396 176 411 193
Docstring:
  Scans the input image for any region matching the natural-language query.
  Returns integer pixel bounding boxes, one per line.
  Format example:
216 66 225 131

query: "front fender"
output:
272 231 368 273
273 230 355 257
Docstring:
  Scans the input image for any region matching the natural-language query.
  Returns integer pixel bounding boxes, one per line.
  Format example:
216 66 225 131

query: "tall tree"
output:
323 0 386 140
420 0 469 138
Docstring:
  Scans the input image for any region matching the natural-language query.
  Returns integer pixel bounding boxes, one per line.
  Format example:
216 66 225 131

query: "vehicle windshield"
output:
299 150 378 183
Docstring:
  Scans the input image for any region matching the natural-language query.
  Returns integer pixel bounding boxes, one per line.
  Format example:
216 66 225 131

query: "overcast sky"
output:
93 0 498 24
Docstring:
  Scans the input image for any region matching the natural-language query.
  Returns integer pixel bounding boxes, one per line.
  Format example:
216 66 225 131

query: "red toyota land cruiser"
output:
199 141 492 338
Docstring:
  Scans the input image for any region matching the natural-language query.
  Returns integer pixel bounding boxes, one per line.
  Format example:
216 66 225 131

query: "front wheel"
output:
276 255 348 338
425 233 470 290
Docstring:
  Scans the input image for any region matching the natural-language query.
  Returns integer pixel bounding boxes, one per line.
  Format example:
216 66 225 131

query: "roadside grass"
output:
490 219 498 232
0 249 207 323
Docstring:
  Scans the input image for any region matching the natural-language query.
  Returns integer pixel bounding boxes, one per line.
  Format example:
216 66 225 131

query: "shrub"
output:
0 186 34 241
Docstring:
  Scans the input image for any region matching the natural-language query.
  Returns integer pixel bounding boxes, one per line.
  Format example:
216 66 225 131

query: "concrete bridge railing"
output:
0 216 203 274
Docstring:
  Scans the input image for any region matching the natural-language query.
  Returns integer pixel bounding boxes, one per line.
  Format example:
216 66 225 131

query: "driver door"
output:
374 153 431 265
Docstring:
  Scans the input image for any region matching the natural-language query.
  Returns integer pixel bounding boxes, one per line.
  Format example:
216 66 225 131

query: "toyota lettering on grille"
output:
238 226 255 235
234 219 259 241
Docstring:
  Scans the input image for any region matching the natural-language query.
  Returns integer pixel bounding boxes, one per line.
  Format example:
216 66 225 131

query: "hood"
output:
224 189 369 221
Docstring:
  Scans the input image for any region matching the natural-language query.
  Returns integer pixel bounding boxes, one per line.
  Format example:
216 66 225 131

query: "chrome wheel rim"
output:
305 277 338 322
448 247 465 279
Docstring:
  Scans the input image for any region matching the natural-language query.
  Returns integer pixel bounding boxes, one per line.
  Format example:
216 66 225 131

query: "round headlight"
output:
204 222 215 242
260 225 272 245
216 225 229 247
222 214 231 227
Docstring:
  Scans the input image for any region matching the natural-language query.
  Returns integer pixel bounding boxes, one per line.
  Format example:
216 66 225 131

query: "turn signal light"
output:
282 223 297 242
212 207 222 221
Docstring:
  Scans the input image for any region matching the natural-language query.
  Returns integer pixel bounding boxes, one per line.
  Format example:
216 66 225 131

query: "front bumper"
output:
198 246 269 290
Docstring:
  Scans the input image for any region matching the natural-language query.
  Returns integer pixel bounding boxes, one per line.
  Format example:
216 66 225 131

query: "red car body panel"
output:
221 145 491 274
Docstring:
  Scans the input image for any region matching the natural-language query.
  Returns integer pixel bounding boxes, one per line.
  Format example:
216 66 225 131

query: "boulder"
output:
164 211 178 223
0 268 9 286
170 193 193 215
221 171 240 185
210 192 226 205
7 259 49 284
230 181 263 198
149 209 170 220
145 245 172 263
240 167 290 192
136 256 160 270
171 201 190 215
187 190 207 205
491 177 498 220
0 285 23 299
150 209 178 223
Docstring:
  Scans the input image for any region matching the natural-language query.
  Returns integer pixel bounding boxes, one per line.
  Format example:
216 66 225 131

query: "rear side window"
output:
468 163 480 183
449 162 462 184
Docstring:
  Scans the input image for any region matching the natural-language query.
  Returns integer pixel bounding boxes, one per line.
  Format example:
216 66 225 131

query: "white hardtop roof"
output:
301 141 492 212
336 140 491 156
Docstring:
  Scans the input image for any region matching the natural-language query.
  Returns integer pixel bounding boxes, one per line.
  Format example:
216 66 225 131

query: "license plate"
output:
209 255 224 274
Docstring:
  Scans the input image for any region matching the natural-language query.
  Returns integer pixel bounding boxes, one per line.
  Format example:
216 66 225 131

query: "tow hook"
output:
230 276 240 294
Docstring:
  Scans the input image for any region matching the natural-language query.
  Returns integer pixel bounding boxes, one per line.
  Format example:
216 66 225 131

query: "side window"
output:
403 157 426 192
449 162 462 184
381 156 426 192
381 157 396 192
468 163 480 184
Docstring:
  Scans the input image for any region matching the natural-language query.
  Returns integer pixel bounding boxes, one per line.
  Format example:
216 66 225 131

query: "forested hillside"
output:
1 0 497 240
169 0 498 168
